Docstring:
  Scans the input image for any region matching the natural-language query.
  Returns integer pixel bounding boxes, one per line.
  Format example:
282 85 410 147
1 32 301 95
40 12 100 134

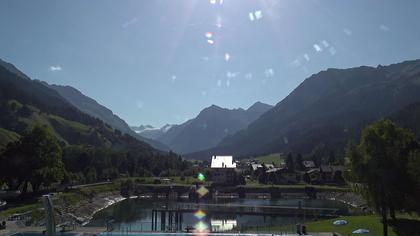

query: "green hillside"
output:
188 59 420 160
0 127 19 149
0 59 191 188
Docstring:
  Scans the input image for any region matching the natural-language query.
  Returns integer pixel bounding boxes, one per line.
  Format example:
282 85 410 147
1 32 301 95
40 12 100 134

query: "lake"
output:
88 198 350 232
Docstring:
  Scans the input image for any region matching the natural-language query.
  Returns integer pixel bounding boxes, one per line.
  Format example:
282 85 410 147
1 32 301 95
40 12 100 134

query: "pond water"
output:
88 198 350 232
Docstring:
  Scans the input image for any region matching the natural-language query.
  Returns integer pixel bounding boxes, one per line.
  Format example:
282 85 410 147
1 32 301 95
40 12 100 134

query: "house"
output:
251 163 263 171
264 163 276 170
320 165 345 182
306 168 321 183
302 161 316 170
266 167 299 184
235 161 249 174
211 156 237 185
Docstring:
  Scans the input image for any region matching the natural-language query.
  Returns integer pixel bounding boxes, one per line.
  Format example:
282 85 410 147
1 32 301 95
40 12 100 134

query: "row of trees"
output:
0 125 192 195
347 119 420 236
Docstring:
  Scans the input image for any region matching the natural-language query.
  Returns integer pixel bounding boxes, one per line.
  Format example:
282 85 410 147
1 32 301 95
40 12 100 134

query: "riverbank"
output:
317 192 368 211
0 182 122 230
0 179 353 234
55 191 125 225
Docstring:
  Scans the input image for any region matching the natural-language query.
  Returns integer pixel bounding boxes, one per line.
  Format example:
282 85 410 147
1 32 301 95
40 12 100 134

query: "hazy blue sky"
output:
1 0 420 127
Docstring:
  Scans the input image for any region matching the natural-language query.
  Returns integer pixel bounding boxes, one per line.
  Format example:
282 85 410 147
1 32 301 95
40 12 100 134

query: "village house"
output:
302 160 317 170
320 165 345 183
306 168 321 184
234 161 249 174
210 156 237 185
251 163 263 171
266 167 300 184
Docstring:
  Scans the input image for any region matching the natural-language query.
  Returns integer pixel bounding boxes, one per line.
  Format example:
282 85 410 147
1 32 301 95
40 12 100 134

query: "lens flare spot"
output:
194 221 209 235
224 53 231 62
313 44 322 52
209 0 223 5
329 47 337 55
196 186 209 198
255 10 263 20
249 12 255 21
205 32 213 39
264 68 275 77
194 210 206 220
198 173 206 182
249 10 263 21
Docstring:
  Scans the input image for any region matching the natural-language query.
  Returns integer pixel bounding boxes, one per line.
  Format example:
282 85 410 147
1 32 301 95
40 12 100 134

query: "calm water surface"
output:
88 198 350 232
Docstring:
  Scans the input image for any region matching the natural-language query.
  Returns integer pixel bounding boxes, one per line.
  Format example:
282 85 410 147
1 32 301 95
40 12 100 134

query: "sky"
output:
1 0 420 127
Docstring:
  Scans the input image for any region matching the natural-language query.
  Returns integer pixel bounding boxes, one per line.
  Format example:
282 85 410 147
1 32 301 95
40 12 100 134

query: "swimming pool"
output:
11 233 80 236
98 234 299 236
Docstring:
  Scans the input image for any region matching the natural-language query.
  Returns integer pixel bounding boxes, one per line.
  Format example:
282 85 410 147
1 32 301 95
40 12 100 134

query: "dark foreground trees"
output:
0 124 192 194
347 119 420 236
0 125 65 194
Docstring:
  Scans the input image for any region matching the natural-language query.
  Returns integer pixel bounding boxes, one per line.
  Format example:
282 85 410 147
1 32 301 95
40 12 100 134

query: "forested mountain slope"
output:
187 59 420 159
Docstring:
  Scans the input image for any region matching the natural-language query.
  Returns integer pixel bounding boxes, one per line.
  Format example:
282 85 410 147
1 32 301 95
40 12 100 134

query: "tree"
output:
295 154 304 171
406 150 420 214
303 172 311 184
0 125 64 193
328 151 336 165
257 164 268 184
347 119 418 236
86 167 97 183
285 153 294 171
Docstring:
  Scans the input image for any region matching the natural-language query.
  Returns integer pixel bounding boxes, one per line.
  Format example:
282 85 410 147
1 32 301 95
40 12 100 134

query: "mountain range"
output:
47 84 169 151
3 57 420 163
146 102 273 154
0 58 160 155
130 124 173 140
186 59 420 160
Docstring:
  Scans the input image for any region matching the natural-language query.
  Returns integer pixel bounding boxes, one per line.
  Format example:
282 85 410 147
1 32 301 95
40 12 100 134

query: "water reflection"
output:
88 198 349 232
210 219 236 232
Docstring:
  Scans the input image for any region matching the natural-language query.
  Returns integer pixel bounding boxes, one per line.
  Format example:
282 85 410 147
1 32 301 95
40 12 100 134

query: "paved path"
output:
0 220 340 236
0 220 106 236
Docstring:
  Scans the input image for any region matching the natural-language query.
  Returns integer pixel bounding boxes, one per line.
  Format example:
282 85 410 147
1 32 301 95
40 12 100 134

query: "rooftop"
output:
211 155 236 168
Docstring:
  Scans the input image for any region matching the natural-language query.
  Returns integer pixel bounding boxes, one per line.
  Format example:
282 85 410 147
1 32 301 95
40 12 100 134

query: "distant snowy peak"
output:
161 124 173 133
130 124 174 139
130 125 156 133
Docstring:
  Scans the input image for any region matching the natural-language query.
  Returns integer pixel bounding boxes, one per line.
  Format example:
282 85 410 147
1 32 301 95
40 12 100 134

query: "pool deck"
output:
0 221 340 236
0 221 107 236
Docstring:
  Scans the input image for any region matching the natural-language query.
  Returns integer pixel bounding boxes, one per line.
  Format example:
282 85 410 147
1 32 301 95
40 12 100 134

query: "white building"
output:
210 156 237 184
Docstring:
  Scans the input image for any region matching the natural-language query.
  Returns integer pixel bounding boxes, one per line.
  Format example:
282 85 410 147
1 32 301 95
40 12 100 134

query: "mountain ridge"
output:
48 84 170 151
156 101 273 154
185 59 420 160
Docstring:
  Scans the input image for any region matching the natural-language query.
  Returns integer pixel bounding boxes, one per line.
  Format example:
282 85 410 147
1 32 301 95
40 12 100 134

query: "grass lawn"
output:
244 178 349 192
242 215 420 236
250 153 285 166
0 202 41 219
305 215 395 236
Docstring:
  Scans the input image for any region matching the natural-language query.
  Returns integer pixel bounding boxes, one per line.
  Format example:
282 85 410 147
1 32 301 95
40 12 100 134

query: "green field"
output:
0 127 20 149
243 215 420 236
252 153 284 166
305 216 395 236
